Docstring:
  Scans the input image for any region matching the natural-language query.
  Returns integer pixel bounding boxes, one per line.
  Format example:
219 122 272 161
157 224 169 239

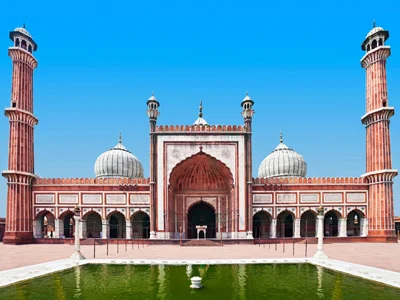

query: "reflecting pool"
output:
1 264 400 299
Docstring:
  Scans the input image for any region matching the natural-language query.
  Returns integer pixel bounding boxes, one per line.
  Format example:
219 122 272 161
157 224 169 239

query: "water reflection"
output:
186 265 192 279
238 264 247 300
157 265 166 300
316 265 324 298
74 265 81 299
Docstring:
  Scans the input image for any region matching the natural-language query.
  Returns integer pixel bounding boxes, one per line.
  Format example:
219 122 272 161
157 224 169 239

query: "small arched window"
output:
28 44 32 53
12 101 16 108
379 38 383 46
15 38 20 47
371 39 377 49
383 99 387 107
21 40 27 50
367 44 371 52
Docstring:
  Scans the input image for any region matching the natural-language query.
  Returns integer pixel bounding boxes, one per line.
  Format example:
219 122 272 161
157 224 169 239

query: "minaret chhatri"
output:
361 22 398 238
241 92 254 239
146 92 160 239
2 25 38 244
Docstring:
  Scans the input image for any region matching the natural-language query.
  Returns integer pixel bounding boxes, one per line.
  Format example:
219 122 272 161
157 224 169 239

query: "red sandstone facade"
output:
1 24 397 244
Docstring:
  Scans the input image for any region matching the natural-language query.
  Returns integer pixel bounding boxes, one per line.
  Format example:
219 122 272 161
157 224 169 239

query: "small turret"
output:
9 24 37 54
146 92 160 122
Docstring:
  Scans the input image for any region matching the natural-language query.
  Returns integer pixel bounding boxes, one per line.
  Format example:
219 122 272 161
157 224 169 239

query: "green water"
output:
1 264 399 300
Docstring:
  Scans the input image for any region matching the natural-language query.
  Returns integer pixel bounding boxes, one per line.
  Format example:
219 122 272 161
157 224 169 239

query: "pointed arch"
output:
83 210 102 238
324 210 341 237
253 210 272 238
131 210 150 239
300 210 316 237
169 151 234 192
276 210 295 237
108 211 126 238
347 209 365 237
35 210 56 238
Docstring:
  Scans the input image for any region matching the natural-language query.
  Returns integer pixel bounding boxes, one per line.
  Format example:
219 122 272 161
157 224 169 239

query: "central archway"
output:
167 151 235 239
187 202 216 239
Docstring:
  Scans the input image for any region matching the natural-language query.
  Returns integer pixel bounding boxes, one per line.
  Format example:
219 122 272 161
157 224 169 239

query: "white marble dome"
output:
94 138 144 179
258 136 307 178
366 26 384 39
14 27 32 38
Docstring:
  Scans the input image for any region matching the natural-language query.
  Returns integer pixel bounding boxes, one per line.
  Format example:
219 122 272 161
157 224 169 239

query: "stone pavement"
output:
0 242 399 272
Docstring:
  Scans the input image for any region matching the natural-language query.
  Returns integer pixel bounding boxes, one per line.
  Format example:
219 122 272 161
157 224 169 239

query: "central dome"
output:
94 136 144 179
258 134 307 178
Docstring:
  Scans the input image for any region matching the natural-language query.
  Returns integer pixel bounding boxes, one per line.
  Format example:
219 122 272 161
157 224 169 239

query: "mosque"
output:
1 23 398 244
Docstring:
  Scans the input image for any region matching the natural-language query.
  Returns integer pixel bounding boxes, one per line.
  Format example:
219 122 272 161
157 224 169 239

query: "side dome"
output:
258 134 307 178
94 137 144 179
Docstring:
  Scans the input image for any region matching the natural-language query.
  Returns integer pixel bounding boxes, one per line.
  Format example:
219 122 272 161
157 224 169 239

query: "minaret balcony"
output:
361 106 395 126
361 169 398 183
4 107 38 125
360 46 390 68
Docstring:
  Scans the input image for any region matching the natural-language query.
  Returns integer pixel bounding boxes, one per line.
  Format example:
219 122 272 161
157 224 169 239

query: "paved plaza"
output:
0 242 399 272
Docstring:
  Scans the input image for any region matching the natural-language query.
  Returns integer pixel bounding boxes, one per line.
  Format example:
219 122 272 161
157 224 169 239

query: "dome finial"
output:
280 131 283 143
199 100 203 118
22 23 26 29
152 91 154 96
372 20 376 28
119 132 122 144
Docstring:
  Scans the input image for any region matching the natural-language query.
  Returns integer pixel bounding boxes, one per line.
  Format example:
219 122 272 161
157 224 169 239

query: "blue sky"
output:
0 0 399 217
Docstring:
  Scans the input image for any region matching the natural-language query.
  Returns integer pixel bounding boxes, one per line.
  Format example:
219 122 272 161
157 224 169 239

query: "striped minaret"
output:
361 22 398 238
2 25 38 244
241 92 255 239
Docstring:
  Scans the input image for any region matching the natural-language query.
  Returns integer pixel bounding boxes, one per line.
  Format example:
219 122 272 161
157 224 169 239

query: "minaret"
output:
2 26 38 244
146 92 160 239
360 22 398 238
241 92 255 239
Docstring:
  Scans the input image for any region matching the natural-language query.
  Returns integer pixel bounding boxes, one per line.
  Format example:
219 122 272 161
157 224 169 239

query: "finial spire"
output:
280 131 283 143
199 100 203 118
22 23 26 29
119 132 122 144
152 91 154 96
372 20 376 28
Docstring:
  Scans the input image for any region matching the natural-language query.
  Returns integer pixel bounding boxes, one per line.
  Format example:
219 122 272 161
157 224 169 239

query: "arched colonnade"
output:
34 209 151 239
252 208 368 238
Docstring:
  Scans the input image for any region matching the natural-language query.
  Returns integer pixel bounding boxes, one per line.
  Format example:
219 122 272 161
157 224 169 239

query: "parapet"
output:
252 177 367 185
156 124 245 133
34 177 150 185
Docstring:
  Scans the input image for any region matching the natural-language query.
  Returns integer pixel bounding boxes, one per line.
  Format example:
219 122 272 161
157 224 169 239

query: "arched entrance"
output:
35 210 55 238
277 211 294 238
300 210 316 237
84 211 102 238
108 211 126 238
131 211 150 239
252 211 271 238
168 151 234 239
187 202 216 239
324 210 340 237
347 210 364 236
60 211 75 238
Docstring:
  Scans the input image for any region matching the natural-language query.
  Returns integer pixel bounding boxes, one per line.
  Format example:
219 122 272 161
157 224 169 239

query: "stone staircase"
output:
183 239 223 247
